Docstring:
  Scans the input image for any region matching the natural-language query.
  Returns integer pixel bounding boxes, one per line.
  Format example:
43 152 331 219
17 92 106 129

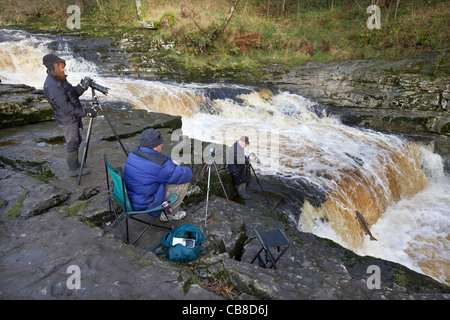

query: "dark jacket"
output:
123 147 193 211
43 74 87 125
227 141 249 185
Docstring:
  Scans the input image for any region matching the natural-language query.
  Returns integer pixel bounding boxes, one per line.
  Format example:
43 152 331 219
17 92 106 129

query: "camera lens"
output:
90 81 109 95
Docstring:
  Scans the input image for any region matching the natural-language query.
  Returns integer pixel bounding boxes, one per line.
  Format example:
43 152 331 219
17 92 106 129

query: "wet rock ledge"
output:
0 83 448 301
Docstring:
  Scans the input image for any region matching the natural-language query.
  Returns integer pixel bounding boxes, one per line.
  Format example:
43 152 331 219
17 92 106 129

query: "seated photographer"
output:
227 136 256 199
124 129 193 221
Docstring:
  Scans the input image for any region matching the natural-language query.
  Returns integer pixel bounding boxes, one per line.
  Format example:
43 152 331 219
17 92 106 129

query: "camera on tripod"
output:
80 77 109 95
77 76 127 185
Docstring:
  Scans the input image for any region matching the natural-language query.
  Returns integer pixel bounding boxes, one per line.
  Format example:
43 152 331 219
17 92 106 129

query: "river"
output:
1 28 448 284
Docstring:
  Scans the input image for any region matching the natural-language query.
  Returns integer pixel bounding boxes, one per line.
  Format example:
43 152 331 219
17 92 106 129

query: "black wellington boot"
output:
66 151 90 177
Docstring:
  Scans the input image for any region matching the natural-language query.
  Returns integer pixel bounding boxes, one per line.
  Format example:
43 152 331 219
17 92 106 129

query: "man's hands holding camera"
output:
80 76 109 95
80 77 93 90
81 77 97 117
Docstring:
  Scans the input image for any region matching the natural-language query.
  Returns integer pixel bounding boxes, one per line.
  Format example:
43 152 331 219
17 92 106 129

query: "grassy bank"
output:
1 0 448 73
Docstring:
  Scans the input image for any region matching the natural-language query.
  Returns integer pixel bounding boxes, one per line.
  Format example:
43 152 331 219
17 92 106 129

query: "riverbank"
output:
0 84 448 301
1 0 449 74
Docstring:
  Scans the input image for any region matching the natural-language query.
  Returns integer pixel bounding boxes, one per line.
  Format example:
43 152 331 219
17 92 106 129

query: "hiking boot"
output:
160 210 187 221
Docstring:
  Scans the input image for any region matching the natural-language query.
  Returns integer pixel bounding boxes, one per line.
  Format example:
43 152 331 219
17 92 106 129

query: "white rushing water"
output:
1 29 448 283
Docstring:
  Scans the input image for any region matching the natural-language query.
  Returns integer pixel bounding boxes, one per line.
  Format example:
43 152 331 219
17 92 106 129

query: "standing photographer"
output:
42 53 97 177
227 136 256 199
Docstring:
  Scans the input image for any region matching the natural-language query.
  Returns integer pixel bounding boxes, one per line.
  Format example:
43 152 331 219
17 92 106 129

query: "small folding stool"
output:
251 228 289 269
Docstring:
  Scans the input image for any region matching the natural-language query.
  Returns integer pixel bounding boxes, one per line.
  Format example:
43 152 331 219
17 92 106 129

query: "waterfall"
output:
1 28 448 283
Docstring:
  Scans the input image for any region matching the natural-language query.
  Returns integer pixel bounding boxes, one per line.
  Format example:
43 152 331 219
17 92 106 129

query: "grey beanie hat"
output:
139 129 163 149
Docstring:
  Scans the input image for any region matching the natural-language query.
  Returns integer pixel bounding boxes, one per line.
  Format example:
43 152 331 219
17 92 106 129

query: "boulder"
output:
0 84 53 129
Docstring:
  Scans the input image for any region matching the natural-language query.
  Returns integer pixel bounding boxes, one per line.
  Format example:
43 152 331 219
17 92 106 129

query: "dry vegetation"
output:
1 0 448 72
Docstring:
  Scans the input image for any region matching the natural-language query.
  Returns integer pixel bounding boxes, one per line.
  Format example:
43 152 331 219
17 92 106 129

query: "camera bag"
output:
152 224 205 263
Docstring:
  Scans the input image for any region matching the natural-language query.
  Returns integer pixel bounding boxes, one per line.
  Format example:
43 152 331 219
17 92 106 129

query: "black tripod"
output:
78 87 129 185
202 155 233 227
248 163 270 205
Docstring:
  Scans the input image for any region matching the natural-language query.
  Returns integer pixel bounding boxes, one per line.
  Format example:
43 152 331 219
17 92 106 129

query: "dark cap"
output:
43 53 65 68
139 129 163 149
240 136 250 145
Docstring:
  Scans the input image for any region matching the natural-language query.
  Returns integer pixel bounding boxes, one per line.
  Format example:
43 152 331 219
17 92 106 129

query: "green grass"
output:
1 0 448 73
6 187 29 218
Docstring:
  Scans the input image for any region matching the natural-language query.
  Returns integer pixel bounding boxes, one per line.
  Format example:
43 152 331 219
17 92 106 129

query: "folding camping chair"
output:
251 228 289 269
104 154 176 245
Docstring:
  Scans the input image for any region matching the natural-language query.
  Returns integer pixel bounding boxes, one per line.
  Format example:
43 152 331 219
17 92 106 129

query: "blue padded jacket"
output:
123 146 193 211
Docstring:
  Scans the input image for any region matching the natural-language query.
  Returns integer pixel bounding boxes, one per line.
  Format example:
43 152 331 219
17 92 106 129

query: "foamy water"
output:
357 172 450 282
1 28 448 283
181 90 449 283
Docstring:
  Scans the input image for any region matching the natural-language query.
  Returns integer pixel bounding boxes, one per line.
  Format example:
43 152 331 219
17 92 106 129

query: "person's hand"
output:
80 77 93 90
85 108 97 118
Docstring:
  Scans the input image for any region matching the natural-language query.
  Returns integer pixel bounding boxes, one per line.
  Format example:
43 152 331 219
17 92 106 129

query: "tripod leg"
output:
212 162 230 202
96 104 128 157
250 164 270 205
195 162 208 185
204 165 211 228
212 162 238 213
78 117 93 185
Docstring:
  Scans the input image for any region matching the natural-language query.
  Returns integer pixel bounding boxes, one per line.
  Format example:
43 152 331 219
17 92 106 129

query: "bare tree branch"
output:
181 0 206 33
394 0 400 19
222 0 239 33
135 0 142 21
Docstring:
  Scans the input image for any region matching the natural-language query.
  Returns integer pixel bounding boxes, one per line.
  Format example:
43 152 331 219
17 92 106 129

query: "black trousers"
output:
228 164 248 187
